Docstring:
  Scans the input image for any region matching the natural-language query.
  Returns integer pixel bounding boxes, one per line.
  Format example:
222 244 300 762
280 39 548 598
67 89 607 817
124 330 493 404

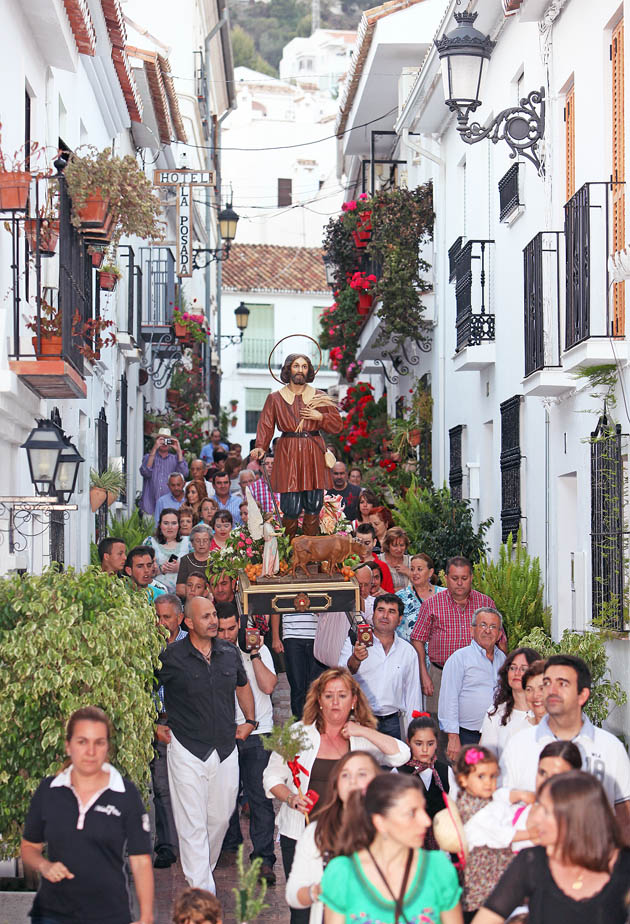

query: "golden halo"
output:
268 334 323 384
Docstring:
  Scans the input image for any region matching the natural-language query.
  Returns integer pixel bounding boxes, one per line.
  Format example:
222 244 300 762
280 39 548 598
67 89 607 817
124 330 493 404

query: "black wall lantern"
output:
221 302 250 346
435 11 546 174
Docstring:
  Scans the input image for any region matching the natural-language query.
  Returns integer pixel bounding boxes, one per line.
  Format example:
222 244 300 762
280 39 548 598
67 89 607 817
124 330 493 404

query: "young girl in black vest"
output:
399 712 457 849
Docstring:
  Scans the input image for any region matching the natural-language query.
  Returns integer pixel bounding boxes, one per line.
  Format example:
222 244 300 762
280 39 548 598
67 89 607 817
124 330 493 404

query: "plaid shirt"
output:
249 477 280 514
410 588 497 667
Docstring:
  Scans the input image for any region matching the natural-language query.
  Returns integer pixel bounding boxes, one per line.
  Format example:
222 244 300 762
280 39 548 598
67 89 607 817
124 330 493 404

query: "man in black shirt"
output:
156 596 256 892
331 461 361 521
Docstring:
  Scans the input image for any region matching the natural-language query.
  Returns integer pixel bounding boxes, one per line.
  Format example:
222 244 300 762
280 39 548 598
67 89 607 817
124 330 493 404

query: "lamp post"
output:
220 302 250 346
21 418 67 496
192 200 240 269
53 437 84 504
323 253 336 290
435 11 546 174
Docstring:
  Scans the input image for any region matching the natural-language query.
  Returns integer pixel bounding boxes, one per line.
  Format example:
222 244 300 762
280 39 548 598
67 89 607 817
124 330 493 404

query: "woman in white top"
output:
480 646 541 759
143 508 189 593
263 667 410 924
286 750 382 924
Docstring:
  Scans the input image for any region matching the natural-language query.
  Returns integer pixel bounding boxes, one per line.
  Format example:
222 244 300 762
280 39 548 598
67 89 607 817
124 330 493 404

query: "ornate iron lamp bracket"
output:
459 88 546 175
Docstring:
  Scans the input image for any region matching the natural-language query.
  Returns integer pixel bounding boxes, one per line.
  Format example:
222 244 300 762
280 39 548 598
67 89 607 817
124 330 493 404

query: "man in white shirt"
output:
217 611 278 884
500 654 630 841
340 594 422 739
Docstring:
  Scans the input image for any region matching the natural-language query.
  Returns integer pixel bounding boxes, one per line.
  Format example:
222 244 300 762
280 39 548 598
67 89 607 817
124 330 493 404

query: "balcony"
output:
452 240 496 372
238 337 330 371
7 172 89 399
562 182 626 371
522 231 572 396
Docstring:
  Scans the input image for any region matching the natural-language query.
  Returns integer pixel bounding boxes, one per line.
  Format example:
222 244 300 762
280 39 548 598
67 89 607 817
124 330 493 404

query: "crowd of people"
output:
19 427 630 924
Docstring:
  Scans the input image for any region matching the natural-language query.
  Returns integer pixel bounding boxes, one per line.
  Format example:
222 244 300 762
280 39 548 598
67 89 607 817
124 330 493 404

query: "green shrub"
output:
394 479 492 572
90 509 155 565
0 566 162 856
518 626 627 726
473 530 551 648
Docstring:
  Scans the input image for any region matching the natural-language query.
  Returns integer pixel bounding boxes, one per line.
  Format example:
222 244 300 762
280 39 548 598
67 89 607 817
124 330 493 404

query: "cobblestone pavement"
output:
154 674 292 924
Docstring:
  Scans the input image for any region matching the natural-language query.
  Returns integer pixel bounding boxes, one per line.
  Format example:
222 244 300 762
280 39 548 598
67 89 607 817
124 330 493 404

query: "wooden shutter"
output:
278 178 292 207
565 85 575 202
612 19 625 335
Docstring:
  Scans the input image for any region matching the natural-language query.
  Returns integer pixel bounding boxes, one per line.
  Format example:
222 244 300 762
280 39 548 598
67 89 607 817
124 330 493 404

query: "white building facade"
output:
337 0 630 736
0 0 232 574
279 28 356 94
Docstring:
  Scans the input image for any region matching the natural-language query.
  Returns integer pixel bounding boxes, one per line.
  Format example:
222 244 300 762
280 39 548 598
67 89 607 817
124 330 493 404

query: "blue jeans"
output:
223 735 276 867
377 712 402 740
459 727 481 746
283 637 326 718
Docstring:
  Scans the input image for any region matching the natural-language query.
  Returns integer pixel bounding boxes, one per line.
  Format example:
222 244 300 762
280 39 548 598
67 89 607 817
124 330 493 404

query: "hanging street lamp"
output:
21 418 67 496
435 11 546 174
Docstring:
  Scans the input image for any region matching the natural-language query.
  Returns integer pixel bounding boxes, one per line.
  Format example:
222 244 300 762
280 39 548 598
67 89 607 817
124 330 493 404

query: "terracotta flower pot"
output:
24 219 59 256
106 490 118 507
352 230 367 249
0 171 31 210
90 249 105 268
166 388 180 405
99 272 118 291
174 322 191 342
78 191 109 228
408 428 422 447
32 335 62 357
90 486 107 512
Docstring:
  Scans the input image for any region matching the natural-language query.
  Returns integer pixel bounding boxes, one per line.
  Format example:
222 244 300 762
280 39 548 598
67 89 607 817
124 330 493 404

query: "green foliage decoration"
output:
90 509 156 566
0 566 163 856
261 716 310 763
233 844 269 923
518 626 627 726
393 479 492 573
473 529 551 648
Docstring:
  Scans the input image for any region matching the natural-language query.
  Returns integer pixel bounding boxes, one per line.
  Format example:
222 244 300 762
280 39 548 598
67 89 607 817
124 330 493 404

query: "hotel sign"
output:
153 170 216 276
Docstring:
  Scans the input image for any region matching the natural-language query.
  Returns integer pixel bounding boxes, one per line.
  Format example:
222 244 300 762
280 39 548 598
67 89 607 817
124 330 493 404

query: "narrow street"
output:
154 675 292 924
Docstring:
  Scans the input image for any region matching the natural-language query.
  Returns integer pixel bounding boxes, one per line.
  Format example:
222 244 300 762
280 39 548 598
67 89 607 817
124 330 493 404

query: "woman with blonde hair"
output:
184 480 208 519
264 668 409 924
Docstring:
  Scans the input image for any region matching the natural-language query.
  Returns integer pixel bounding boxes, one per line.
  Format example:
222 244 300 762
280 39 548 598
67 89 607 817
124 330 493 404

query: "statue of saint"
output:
250 353 342 540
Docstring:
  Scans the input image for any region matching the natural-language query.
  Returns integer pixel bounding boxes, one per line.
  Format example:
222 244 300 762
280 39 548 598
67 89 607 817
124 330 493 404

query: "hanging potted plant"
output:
24 216 59 256
172 307 208 344
72 311 117 362
230 415 237 427
90 467 126 511
0 122 47 211
230 399 239 412
25 299 63 356
99 263 122 292
88 244 106 268
64 146 163 248
349 271 378 314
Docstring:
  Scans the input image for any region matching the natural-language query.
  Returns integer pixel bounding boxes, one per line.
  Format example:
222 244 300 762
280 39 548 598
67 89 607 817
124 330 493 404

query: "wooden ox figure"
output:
291 533 365 577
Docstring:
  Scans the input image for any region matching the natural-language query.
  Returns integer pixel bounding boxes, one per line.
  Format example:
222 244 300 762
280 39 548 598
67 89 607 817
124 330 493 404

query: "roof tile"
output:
222 244 329 294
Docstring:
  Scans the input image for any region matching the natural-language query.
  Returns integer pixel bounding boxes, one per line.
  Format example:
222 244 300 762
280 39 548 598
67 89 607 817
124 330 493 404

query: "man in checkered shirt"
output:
249 456 281 514
410 555 505 714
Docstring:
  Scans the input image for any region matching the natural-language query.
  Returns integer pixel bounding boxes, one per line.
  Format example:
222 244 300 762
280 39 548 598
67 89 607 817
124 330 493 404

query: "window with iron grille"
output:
500 396 522 542
449 425 463 502
95 407 108 541
591 417 627 630
498 164 520 222
278 178 292 207
564 183 590 349
120 374 128 504
448 236 463 282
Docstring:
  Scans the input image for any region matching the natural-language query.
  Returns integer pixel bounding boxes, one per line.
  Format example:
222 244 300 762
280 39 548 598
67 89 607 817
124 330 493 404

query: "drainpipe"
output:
402 128 447 486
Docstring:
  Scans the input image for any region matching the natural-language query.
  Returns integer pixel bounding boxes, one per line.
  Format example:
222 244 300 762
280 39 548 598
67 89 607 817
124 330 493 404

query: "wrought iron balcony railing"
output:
523 231 564 377
565 181 624 348
238 337 330 370
454 239 495 352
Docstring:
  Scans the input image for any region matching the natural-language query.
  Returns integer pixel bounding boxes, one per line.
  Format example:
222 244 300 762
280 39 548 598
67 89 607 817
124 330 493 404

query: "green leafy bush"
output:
518 626 627 726
473 530 551 648
90 509 156 565
394 480 492 572
0 566 162 856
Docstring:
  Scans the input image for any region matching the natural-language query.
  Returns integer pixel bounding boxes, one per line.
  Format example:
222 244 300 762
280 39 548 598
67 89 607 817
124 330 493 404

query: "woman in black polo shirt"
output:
21 706 154 924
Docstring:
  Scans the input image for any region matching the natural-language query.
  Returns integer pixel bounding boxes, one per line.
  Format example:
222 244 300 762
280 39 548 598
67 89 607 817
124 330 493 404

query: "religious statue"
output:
250 348 342 541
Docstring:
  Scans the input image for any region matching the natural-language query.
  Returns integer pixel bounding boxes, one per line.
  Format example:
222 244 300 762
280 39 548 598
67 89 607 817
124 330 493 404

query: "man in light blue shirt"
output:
438 606 505 763
213 471 243 525
154 472 186 521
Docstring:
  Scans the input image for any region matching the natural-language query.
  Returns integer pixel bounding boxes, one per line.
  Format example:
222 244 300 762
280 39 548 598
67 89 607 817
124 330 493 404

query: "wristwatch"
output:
250 652 261 660
244 718 259 729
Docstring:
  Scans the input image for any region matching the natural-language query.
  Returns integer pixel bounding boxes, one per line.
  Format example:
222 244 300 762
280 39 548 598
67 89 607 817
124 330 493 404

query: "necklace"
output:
572 870 584 890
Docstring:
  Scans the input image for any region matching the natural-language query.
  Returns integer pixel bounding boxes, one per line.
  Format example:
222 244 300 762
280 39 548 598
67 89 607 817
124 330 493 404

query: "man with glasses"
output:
438 607 506 763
